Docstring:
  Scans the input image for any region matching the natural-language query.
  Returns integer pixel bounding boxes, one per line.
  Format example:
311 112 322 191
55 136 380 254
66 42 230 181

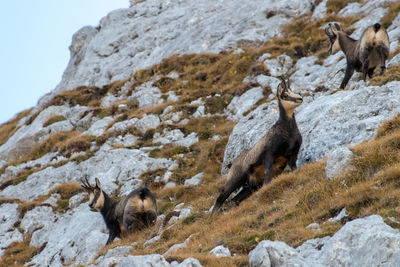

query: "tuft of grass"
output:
326 0 361 14
139 168 168 188
204 94 233 114
376 113 400 138
43 77 130 109
0 239 43 267
43 115 66 127
0 108 32 146
183 116 234 140
51 183 82 212
248 62 270 77
369 66 400 86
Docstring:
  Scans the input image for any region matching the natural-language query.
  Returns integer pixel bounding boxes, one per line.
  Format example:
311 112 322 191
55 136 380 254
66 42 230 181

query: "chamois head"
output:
81 176 105 211
325 23 342 55
277 79 302 117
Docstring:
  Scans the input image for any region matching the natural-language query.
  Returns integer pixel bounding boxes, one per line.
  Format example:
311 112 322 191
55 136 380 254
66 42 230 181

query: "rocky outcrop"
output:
223 81 400 173
0 105 88 163
28 204 108 266
325 147 354 179
50 0 314 97
0 203 22 257
0 147 176 200
249 215 400 266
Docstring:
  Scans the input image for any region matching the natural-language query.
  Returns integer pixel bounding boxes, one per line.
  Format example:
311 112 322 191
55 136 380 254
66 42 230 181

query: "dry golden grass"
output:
43 115 66 127
28 131 96 160
369 65 400 86
0 131 96 187
326 0 362 14
98 113 400 266
51 183 83 212
0 238 43 267
0 108 32 146
44 77 131 109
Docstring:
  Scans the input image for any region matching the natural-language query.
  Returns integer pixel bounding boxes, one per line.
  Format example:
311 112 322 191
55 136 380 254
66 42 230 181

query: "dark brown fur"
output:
325 22 389 89
211 80 302 215
81 177 157 244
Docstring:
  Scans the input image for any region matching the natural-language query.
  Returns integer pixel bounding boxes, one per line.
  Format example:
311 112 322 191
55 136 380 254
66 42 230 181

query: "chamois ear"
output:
329 23 339 35
333 23 341 31
95 178 101 189
325 25 334 38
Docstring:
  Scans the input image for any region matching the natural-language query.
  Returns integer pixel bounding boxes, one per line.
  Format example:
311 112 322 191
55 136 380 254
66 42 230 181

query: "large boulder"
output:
223 81 400 173
0 105 88 163
29 204 108 267
0 148 176 200
49 0 314 98
0 203 23 257
249 215 400 266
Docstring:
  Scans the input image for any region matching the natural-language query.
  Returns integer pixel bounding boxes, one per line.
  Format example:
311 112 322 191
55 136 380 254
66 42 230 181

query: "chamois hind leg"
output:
231 185 255 204
378 45 389 75
367 67 375 78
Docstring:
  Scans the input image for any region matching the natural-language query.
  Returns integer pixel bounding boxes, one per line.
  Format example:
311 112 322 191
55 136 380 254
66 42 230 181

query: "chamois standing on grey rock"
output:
81 177 157 244
211 80 302 215
325 22 389 89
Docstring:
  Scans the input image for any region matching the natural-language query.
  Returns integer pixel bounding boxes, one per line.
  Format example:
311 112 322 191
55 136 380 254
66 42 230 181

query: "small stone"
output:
306 223 321 232
184 173 203 187
210 245 232 258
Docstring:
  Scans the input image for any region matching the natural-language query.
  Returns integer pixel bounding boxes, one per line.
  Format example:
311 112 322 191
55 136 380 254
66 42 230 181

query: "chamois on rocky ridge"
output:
81 177 157 244
325 22 389 89
211 79 303 215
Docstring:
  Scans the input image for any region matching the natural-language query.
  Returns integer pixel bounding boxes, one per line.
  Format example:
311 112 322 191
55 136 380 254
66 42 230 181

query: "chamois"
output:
211 80 302 215
325 22 389 89
81 177 157 244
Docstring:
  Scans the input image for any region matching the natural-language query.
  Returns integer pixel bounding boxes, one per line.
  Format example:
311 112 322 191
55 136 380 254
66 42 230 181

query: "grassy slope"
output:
1 2 400 266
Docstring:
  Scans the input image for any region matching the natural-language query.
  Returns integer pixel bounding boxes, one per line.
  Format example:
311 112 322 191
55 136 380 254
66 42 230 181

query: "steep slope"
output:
1 0 400 266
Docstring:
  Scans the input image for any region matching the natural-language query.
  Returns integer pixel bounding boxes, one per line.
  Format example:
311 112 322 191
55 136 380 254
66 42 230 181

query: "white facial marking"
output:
89 192 95 206
94 191 105 210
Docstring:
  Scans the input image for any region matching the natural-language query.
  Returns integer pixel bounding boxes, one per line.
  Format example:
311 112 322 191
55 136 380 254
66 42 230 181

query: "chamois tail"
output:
139 187 151 200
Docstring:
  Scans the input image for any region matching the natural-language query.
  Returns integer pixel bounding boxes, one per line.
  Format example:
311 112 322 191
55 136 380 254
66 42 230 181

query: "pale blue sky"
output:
0 0 128 124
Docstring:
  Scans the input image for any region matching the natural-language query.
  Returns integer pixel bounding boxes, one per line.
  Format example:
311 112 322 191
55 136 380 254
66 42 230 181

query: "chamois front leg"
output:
288 153 298 171
106 230 117 245
263 152 274 185
340 65 354 89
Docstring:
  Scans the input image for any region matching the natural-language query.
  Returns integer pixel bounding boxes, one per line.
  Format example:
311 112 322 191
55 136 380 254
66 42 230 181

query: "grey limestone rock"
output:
249 215 400 267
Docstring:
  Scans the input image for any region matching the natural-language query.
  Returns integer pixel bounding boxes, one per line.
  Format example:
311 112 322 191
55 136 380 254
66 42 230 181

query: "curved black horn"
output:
80 176 93 190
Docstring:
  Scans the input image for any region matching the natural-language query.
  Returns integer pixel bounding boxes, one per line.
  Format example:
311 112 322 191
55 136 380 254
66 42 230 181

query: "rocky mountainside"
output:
1 0 400 266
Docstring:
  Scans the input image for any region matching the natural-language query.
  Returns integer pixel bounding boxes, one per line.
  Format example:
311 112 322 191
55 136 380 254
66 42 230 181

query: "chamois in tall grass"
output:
81 177 157 244
325 22 389 89
211 79 302 215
